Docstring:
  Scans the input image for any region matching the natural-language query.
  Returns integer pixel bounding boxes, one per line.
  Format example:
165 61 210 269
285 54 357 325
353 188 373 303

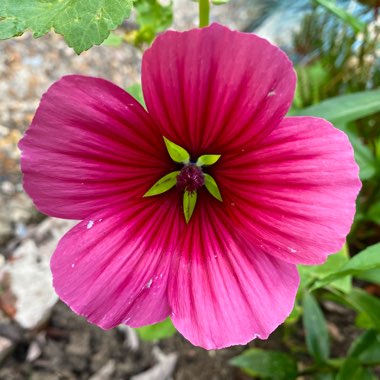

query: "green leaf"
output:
203 173 223 202
355 311 374 330
355 337 380 365
298 245 351 293
135 318 176 341
134 0 173 45
229 349 297 380
144 171 179 197
367 202 380 225
348 288 380 331
349 329 380 364
212 0 230 4
292 89 380 124
355 268 380 285
127 83 146 108
312 243 380 290
196 154 221 167
311 246 351 293
315 374 334 380
313 0 365 33
284 302 302 325
349 329 378 358
163 137 190 164
302 292 330 363
0 0 133 54
293 62 330 109
183 191 197 223
336 358 376 380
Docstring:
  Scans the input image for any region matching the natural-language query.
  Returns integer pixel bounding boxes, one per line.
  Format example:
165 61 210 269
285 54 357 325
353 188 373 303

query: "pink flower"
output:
19 24 361 349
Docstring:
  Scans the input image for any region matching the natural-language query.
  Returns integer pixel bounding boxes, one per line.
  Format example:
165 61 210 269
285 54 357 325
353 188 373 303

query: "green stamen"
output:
144 137 223 223
163 136 190 164
143 171 179 197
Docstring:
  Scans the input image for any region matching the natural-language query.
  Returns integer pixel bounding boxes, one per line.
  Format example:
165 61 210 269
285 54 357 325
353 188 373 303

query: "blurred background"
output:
0 0 379 379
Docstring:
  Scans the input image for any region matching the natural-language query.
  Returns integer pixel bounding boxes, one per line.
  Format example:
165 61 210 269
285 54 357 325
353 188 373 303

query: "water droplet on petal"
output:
146 278 153 288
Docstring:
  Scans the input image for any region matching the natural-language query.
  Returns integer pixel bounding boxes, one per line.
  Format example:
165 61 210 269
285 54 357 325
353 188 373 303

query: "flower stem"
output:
199 0 210 28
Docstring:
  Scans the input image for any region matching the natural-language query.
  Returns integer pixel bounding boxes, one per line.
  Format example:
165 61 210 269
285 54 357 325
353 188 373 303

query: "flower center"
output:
143 137 223 223
176 164 205 193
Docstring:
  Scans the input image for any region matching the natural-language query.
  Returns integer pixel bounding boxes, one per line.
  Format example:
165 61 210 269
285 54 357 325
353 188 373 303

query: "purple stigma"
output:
177 164 205 192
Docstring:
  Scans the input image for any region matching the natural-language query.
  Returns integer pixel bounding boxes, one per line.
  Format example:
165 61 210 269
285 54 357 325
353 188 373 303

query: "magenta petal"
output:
19 24 361 350
50 199 183 328
217 117 361 265
168 207 299 349
142 23 296 156
19 75 172 220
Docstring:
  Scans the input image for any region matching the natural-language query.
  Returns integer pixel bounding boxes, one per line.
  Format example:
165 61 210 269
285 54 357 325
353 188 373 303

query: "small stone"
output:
66 330 91 371
8 193 35 223
0 181 15 195
0 336 14 363
0 323 22 342
26 340 42 362
0 125 9 137
117 325 139 351
131 347 178 380
0 218 76 330
14 222 28 239
89 360 116 380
